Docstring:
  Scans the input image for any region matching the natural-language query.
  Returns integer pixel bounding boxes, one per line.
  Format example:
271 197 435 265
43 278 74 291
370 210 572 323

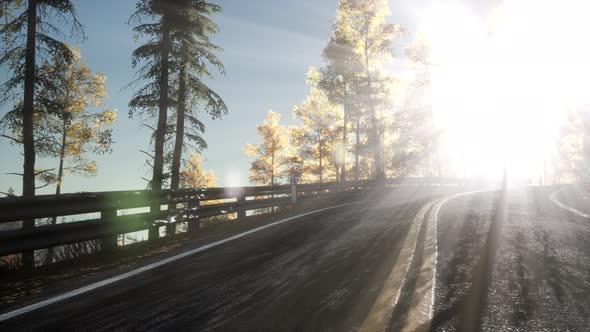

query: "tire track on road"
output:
359 198 438 332
361 189 497 332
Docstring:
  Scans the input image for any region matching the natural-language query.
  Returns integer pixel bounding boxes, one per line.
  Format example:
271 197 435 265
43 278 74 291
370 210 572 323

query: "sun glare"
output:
415 0 590 182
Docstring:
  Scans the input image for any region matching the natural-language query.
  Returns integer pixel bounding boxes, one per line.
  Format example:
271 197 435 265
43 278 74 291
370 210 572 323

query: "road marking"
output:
549 189 590 219
0 202 362 322
361 189 497 332
359 198 438 332
401 190 491 332
400 197 444 332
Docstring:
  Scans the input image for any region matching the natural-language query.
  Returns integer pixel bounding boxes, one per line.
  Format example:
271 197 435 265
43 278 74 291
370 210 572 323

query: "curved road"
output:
1 186 589 331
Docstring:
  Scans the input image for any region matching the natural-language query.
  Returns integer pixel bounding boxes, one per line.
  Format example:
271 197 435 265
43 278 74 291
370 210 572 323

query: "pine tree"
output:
130 0 226 195
0 0 83 269
169 0 227 194
129 0 177 193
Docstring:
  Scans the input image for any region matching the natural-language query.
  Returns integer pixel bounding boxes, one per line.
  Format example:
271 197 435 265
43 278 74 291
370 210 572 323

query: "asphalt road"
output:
1 185 589 331
432 186 590 332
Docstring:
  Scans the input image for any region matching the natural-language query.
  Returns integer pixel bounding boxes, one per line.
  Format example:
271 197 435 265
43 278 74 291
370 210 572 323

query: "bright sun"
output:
415 0 590 182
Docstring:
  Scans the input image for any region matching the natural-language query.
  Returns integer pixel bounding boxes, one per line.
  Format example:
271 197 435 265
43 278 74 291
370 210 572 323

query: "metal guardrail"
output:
0 177 462 258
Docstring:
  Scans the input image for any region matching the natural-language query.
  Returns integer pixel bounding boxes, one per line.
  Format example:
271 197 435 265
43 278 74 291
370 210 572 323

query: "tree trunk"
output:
355 115 360 181
372 106 384 180
271 151 275 213
46 119 67 264
150 17 171 241
168 44 187 237
364 35 384 181
153 18 170 191
21 0 37 270
169 64 186 192
318 132 323 183
341 103 348 182
270 151 275 186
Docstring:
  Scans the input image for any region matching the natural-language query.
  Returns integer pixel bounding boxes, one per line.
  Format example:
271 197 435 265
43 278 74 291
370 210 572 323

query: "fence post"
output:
148 203 160 242
100 208 118 252
21 218 35 271
237 196 246 219
291 182 297 205
188 200 200 233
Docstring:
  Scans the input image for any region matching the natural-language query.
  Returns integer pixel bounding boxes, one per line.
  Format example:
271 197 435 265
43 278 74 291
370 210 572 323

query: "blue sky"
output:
0 0 492 194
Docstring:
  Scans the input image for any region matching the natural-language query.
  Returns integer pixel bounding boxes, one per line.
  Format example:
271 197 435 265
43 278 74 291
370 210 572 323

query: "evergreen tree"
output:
169 0 227 194
0 0 83 269
129 0 176 193
130 0 226 194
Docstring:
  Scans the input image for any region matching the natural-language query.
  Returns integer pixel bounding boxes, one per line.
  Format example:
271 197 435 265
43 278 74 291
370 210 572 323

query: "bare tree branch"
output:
139 149 155 160
34 168 55 176
141 123 157 132
0 134 22 144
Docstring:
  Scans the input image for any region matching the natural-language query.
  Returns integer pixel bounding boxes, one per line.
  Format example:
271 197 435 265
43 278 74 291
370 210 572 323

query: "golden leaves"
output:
179 153 217 189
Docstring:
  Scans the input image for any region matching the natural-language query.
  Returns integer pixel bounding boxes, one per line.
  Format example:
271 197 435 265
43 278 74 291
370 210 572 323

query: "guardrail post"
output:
291 183 297 205
149 203 160 242
100 208 118 252
188 200 200 233
237 196 246 219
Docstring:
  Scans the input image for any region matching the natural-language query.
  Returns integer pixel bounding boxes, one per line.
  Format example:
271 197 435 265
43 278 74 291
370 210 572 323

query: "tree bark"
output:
270 150 275 186
21 0 37 270
150 16 171 241
318 132 323 183
364 33 384 181
168 43 187 237
170 36 189 193
46 119 67 264
372 106 384 180
341 103 348 182
169 66 186 192
354 114 360 181
153 18 170 192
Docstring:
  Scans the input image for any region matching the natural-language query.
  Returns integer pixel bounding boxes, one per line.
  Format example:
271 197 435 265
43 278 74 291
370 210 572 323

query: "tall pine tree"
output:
0 0 83 269
169 0 226 194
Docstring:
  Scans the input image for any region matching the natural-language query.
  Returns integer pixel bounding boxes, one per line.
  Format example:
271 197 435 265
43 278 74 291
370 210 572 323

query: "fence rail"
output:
0 177 462 258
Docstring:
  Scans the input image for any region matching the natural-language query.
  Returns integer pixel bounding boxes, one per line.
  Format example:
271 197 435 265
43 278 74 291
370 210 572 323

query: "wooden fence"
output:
0 177 463 260
0 180 380 258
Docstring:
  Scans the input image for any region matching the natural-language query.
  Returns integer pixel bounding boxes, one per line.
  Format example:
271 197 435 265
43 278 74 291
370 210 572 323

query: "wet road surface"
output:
1 185 589 331
433 186 590 331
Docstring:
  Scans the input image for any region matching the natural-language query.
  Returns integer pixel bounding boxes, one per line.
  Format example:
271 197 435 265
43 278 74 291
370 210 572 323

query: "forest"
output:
1 0 587 199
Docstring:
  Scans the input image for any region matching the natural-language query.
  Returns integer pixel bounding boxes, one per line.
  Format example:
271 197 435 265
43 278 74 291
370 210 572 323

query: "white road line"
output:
401 189 494 332
0 202 362 322
428 190 495 315
361 189 497 332
359 198 438 332
401 197 444 332
549 189 590 219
